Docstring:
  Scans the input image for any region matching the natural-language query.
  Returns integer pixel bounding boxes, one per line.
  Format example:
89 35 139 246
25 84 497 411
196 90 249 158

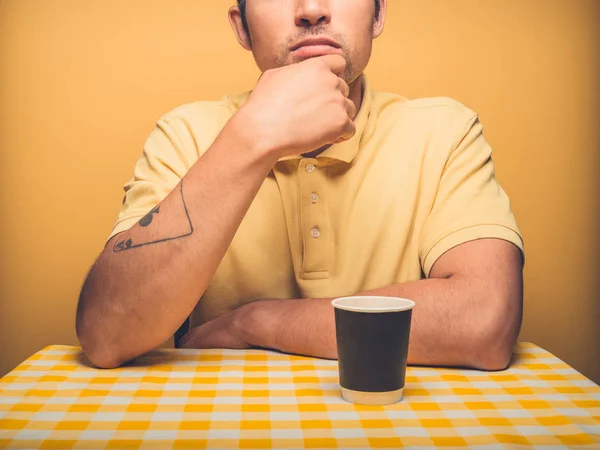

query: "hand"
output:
237 54 357 158
179 309 250 350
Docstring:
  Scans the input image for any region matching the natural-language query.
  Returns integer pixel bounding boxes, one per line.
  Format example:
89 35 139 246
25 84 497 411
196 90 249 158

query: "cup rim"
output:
331 296 415 313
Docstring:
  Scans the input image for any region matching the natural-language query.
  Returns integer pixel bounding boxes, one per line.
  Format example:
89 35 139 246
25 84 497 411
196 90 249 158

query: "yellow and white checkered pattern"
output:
0 343 598 449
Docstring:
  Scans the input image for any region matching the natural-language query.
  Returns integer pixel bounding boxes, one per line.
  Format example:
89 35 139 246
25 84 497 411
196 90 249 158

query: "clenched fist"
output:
238 54 357 159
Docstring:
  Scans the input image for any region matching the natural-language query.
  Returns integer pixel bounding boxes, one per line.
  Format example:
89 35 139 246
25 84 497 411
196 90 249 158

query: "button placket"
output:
298 159 331 278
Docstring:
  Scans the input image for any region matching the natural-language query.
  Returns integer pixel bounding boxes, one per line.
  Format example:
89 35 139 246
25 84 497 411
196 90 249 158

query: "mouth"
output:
290 37 341 52
290 37 342 59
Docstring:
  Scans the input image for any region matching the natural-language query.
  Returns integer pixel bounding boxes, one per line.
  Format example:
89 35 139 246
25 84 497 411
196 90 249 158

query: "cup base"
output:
341 387 404 405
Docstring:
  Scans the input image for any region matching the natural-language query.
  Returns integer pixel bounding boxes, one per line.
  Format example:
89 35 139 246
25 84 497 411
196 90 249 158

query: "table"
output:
0 343 598 449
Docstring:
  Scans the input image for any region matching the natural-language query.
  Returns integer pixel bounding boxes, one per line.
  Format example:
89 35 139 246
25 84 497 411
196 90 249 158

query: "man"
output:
76 0 524 370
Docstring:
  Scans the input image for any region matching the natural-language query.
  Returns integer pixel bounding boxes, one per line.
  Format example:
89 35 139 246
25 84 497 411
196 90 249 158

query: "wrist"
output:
233 300 278 350
232 302 256 348
230 106 282 163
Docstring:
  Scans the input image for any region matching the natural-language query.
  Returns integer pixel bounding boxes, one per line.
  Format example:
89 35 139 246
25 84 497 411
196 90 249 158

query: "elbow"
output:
470 296 522 371
76 301 126 370
473 342 514 371
90 356 122 370
77 329 122 369
82 344 124 370
76 317 125 369
468 325 516 371
76 267 127 369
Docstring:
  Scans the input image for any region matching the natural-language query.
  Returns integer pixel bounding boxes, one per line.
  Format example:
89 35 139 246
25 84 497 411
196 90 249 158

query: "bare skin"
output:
77 0 523 370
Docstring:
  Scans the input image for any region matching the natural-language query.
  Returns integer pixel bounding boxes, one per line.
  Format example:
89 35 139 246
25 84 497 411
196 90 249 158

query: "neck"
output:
301 74 364 159
348 74 364 118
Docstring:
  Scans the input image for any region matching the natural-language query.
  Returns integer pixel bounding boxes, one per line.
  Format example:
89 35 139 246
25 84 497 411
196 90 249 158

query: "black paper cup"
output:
331 296 415 405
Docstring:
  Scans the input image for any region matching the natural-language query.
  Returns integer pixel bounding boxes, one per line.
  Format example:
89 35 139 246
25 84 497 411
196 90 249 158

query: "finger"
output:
338 77 350 98
341 120 356 142
319 54 347 76
345 98 357 119
332 119 356 144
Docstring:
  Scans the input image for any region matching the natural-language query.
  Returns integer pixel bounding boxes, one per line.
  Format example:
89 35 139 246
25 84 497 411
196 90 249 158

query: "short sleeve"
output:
107 115 196 241
419 115 524 277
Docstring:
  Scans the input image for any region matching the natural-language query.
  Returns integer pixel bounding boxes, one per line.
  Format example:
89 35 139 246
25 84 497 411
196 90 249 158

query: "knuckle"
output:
335 113 349 130
323 74 336 87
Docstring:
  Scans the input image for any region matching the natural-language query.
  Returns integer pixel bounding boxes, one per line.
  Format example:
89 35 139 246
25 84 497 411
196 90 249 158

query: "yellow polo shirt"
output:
109 76 523 328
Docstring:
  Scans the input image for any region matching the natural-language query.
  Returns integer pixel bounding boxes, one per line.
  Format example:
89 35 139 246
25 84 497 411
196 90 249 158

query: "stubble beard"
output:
272 30 360 85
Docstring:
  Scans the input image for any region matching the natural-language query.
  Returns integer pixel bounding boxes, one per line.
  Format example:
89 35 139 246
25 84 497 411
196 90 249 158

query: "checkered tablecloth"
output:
0 343 598 449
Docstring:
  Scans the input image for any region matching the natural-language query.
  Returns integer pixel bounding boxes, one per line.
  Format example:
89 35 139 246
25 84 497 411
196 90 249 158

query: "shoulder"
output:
370 91 479 143
371 91 477 118
151 91 250 157
160 99 236 134
163 89 250 124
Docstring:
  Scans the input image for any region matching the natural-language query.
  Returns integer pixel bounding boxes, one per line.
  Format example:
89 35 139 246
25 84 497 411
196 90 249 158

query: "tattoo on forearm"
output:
113 181 193 252
139 206 160 227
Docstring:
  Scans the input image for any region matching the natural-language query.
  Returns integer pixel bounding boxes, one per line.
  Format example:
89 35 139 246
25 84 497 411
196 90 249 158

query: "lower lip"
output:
292 44 342 58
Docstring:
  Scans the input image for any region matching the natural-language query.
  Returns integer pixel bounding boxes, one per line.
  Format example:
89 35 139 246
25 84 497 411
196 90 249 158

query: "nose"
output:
295 0 331 27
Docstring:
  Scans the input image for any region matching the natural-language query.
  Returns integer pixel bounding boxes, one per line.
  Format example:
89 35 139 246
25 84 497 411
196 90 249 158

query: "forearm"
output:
243 275 521 370
77 111 277 368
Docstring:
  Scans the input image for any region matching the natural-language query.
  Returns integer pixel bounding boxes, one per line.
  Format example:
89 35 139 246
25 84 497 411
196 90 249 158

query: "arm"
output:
182 238 523 370
76 55 355 369
77 114 277 369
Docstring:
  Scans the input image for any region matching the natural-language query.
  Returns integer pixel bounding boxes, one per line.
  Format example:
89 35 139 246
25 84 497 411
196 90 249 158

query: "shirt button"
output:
310 193 319 204
310 227 321 239
305 164 316 173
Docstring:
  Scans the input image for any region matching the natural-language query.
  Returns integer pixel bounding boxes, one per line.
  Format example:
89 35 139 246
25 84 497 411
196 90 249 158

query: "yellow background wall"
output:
1 0 598 382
